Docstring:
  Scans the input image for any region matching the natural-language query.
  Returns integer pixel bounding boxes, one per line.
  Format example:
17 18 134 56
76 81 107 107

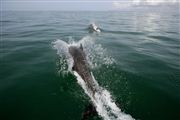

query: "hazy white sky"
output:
1 0 179 11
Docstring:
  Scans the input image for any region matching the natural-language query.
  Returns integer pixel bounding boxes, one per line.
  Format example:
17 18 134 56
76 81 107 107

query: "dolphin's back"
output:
69 46 91 78
69 46 96 93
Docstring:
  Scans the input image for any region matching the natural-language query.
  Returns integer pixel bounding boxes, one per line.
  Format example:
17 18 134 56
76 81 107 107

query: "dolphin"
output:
68 44 98 119
68 44 97 95
88 23 101 33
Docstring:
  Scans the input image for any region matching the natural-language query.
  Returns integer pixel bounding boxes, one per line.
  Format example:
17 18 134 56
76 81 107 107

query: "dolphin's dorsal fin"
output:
72 65 75 71
80 44 83 51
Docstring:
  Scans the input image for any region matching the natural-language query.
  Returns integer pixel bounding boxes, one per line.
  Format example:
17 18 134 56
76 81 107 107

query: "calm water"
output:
1 9 180 120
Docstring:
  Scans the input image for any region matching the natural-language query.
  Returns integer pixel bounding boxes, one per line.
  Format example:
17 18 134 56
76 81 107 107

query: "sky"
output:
1 0 179 11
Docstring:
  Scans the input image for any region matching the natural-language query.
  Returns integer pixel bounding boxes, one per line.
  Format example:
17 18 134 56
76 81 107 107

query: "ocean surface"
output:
1 9 180 120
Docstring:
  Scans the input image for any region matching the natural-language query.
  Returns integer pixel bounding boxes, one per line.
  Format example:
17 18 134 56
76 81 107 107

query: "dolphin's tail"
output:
81 104 97 120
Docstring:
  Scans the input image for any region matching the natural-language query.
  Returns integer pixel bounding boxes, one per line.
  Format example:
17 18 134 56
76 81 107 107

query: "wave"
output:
101 29 143 35
147 35 179 42
53 35 134 120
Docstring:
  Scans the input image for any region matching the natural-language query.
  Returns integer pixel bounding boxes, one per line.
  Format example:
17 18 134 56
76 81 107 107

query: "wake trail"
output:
53 36 135 120
74 71 134 120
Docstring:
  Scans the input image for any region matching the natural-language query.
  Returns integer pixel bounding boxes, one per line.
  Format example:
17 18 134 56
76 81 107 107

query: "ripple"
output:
102 29 144 35
147 35 179 42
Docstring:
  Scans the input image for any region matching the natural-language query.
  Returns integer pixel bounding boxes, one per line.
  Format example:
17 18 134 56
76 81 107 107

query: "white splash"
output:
79 36 115 69
74 71 134 120
52 35 134 120
53 35 115 71
52 39 74 72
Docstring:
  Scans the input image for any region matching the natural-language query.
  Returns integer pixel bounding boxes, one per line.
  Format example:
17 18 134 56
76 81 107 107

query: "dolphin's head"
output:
88 23 101 33
68 44 86 71
68 44 84 57
68 46 76 57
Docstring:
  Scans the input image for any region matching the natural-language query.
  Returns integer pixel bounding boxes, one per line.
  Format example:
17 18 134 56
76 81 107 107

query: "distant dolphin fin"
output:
80 44 83 51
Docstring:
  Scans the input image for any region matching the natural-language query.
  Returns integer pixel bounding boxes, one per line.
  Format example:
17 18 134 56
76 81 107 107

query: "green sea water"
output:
0 9 180 120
